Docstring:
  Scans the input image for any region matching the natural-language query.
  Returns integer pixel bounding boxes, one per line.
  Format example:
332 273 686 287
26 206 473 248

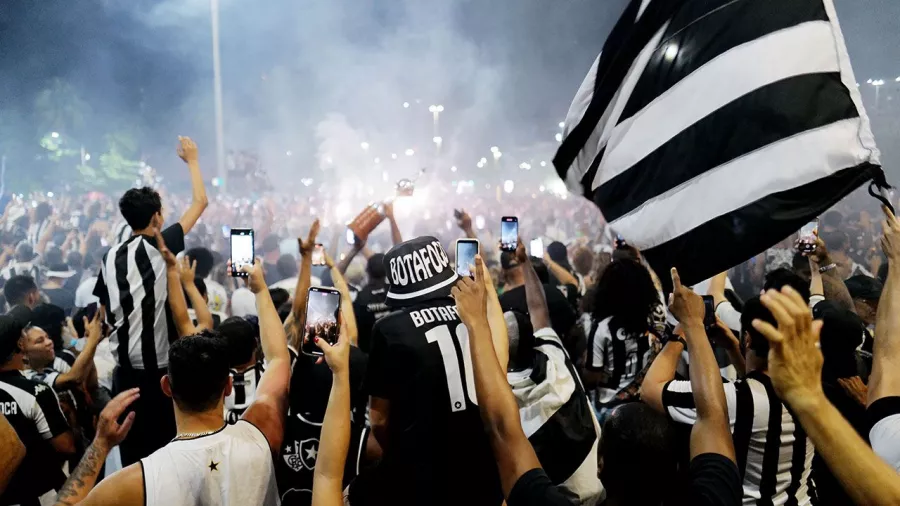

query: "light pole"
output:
211 0 226 192
872 79 885 109
429 105 444 138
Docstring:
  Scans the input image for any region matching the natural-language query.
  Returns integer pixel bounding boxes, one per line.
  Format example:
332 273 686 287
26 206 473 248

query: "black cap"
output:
844 275 883 301
384 236 457 307
0 306 32 361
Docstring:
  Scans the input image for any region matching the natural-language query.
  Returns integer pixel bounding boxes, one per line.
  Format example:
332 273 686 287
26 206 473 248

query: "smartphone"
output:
221 225 231 239
500 216 518 252
530 238 544 259
230 228 255 277
702 295 716 328
312 244 326 266
797 220 818 253
456 239 480 278
346 229 355 245
302 287 342 357
615 234 627 249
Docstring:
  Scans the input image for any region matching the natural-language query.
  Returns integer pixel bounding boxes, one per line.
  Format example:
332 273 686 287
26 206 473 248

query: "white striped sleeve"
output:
715 301 742 333
587 321 610 371
662 379 738 426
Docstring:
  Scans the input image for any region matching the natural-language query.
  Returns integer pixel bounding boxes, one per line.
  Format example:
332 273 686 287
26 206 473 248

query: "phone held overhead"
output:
230 228 255 277
302 286 342 357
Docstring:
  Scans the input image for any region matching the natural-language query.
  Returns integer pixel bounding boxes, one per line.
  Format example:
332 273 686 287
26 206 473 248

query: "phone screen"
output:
346 229 355 245
303 287 342 356
221 225 231 239
456 240 479 278
530 238 544 259
312 244 326 266
500 217 518 252
798 220 818 253
230 228 255 277
702 295 716 328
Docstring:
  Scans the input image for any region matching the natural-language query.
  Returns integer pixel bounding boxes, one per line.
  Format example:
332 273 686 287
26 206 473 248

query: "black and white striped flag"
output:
554 0 885 285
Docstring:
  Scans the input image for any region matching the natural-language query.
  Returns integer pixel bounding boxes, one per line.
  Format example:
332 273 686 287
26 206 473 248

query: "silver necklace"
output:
172 425 225 441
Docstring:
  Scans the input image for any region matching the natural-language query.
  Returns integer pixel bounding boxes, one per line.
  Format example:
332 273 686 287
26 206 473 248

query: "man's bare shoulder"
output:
81 463 145 505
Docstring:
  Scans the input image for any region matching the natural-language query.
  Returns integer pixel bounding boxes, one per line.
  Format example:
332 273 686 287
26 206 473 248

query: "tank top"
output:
141 421 280 505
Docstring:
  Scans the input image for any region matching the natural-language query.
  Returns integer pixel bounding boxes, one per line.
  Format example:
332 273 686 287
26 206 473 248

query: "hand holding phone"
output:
456 239 480 278
500 216 518 252
702 295 716 329
302 287 342 357
797 220 818 253
230 228 255 278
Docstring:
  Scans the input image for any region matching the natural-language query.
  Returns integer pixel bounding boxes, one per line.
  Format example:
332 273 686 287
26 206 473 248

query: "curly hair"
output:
590 259 660 336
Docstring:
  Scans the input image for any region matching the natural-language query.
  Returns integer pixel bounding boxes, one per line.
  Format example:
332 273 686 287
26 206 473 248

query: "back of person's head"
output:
262 235 281 256
43 247 63 267
185 247 215 278
820 230 849 254
791 252 811 281
35 202 52 222
763 268 811 303
592 260 658 336
611 244 640 263
119 187 162 230
276 254 298 280
269 288 290 312
504 311 535 372
740 297 776 358
572 247 593 277
546 241 571 269
4 275 38 307
166 332 230 412
14 241 34 263
822 210 844 230
600 403 676 505
66 251 83 272
217 316 259 368
814 301 865 380
367 253 387 281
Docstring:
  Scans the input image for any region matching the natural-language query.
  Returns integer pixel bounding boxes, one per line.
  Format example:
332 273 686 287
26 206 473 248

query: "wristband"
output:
669 335 687 348
818 263 838 274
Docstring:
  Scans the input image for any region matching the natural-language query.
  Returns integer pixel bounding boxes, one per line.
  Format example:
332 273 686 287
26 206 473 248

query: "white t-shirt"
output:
206 278 229 315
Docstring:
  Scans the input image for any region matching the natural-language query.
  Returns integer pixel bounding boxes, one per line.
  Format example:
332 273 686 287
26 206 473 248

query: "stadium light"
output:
558 122 565 129
555 133 563 142
896 76 900 82
873 80 886 86
433 136 443 144
403 102 410 108
540 161 547 167
493 151 502 160
504 180 515 194
450 166 457 172
867 78 873 84
360 142 370 151
405 149 415 156
84 153 91 161
429 105 444 113
391 153 398 160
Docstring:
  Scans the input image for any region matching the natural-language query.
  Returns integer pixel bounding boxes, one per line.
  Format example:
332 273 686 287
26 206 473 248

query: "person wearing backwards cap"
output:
0 305 76 505
352 236 509 506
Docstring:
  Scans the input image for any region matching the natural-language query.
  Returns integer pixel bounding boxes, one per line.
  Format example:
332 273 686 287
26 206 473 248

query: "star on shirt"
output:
284 445 293 454
209 460 219 472
305 446 318 461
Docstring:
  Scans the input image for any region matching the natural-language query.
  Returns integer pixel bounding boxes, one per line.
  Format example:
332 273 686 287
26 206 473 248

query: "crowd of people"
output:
3 136 900 506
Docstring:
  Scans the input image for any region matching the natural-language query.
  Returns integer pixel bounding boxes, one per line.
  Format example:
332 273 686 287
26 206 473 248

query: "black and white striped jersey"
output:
0 369 70 504
92 224 185 370
508 327 603 504
26 219 51 247
583 315 652 406
225 348 298 424
663 371 816 505
1 260 41 284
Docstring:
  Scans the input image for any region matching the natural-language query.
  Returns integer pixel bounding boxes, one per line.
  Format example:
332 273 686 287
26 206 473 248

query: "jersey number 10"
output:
426 324 478 412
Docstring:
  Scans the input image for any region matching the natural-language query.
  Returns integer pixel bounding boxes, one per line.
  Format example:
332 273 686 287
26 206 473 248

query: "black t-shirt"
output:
814 379 868 506
352 280 391 354
687 453 742 506
508 468 573 506
0 370 70 505
363 297 502 506
275 348 369 506
43 287 76 315
500 284 577 338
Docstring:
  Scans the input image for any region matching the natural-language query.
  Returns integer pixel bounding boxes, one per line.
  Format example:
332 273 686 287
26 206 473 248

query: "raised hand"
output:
240 258 267 294
177 136 199 164
514 238 528 264
753 286 825 411
456 209 473 232
451 254 488 326
383 202 395 220
84 306 107 343
94 388 140 450
314 318 350 375
668 267 705 327
179 256 197 285
299 219 320 256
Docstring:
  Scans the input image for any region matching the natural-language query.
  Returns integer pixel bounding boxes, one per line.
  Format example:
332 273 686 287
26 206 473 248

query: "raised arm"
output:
156 228 197 338
54 389 140 506
755 286 900 506
311 321 352 506
544 256 579 287
324 251 358 346
383 202 403 246
669 268 735 462
870 205 900 404
516 239 551 332
806 234 855 313
242 260 291 455
179 257 214 332
640 333 685 414
707 271 728 306
452 256 540 496
175 136 209 235
288 220 319 348
337 236 365 276
0 413 25 495
54 308 107 389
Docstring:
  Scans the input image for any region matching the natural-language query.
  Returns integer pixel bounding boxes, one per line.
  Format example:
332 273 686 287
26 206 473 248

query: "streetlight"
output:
51 132 59 139
211 0 226 191
540 161 547 167
360 142 370 151
433 136 442 145
405 149 415 156
403 102 410 108
503 180 515 194
558 122 565 129
429 105 444 138
391 153 398 160
555 133 563 142
450 166 457 172
84 153 91 161
490 146 499 153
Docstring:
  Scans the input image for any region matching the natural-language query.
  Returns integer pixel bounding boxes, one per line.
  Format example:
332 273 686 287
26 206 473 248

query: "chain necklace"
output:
171 425 225 442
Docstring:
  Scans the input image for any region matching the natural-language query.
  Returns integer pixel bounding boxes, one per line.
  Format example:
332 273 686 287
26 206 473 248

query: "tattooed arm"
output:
54 390 140 505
